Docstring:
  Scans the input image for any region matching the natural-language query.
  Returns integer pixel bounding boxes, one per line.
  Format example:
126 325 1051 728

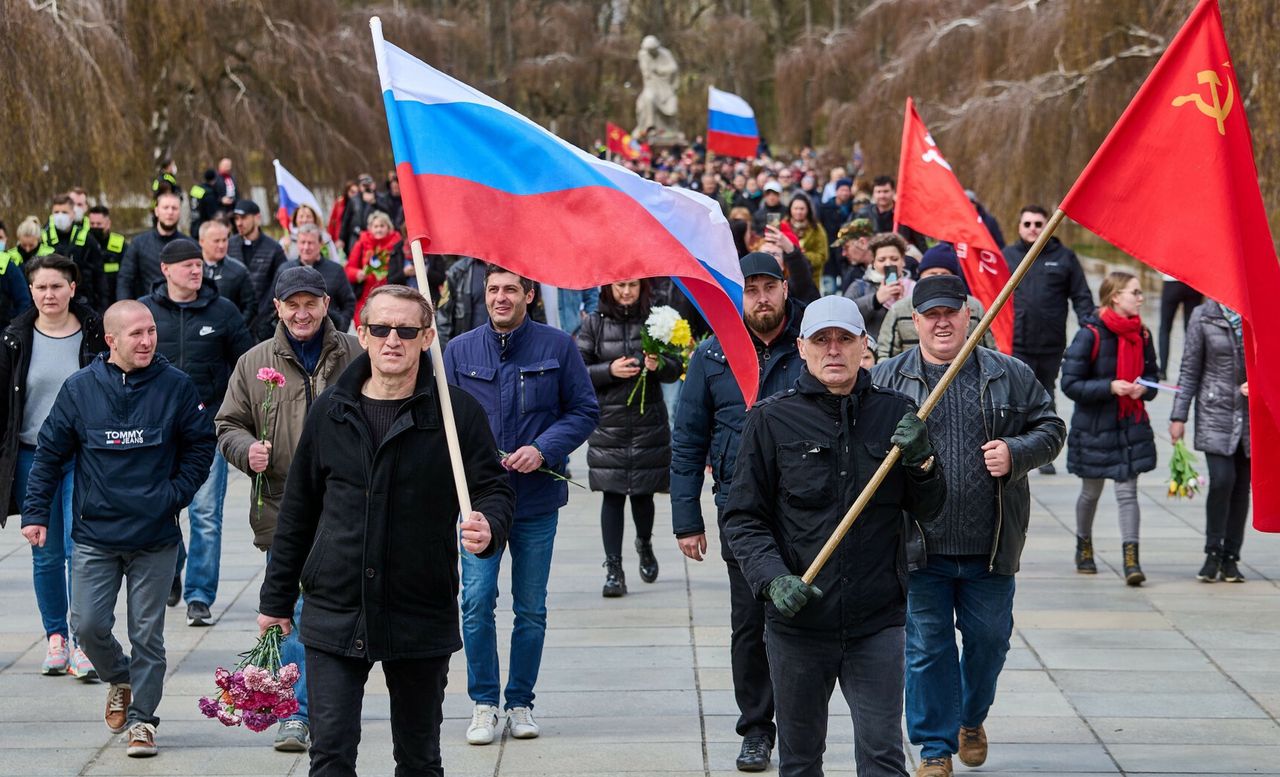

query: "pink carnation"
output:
256 367 286 387
278 663 300 687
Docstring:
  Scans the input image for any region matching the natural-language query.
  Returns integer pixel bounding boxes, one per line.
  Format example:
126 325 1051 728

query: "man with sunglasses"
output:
259 284 514 776
443 264 598 746
1002 204 1095 474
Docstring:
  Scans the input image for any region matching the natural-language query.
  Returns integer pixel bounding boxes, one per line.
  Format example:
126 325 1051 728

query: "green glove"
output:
891 412 934 467
766 575 824 618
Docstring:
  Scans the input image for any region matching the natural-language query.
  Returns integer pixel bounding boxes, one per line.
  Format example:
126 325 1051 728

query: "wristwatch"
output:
917 454 936 474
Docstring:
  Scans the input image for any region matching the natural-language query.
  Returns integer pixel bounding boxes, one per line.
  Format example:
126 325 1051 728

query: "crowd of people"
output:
0 149 1252 777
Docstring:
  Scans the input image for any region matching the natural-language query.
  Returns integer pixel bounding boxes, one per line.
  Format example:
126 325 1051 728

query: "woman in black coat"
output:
0 255 106 678
1061 271 1159 586
576 279 681 597
1169 299 1250 582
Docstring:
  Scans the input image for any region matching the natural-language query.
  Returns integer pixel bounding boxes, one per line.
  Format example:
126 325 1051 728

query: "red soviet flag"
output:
1060 0 1280 531
894 98 1013 353
605 122 640 161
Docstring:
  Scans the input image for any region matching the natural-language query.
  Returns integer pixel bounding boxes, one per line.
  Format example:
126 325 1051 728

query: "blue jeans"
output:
177 451 228 606
905 555 1016 760
460 510 558 709
15 446 75 639
266 551 309 724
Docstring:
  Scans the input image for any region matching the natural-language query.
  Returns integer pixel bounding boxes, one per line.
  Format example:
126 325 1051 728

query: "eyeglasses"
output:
1021 220 1046 228
365 324 423 339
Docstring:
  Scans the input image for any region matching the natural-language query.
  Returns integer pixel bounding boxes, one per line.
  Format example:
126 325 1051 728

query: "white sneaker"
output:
466 704 499 745
507 706 540 739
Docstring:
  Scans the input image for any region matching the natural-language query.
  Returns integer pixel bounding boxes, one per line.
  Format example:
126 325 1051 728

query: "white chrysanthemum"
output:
646 305 681 343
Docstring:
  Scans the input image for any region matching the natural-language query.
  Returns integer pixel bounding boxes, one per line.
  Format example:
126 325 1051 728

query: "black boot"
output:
1075 536 1097 574
1123 541 1145 586
1196 549 1222 582
636 537 659 584
602 555 627 597
1219 552 1245 583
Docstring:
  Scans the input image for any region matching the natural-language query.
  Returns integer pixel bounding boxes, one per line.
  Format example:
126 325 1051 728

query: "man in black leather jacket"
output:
725 295 945 777
873 275 1064 777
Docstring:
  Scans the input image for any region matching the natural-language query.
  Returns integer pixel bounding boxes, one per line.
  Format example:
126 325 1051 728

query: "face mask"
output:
52 213 72 232
0 241 6 252
72 205 86 221
90 228 109 245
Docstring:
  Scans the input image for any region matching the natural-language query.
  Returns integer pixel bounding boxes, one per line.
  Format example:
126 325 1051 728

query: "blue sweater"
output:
444 318 599 515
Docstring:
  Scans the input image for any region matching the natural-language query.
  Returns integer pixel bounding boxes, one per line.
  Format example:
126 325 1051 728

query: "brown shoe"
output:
105 683 131 733
958 725 988 767
916 755 952 777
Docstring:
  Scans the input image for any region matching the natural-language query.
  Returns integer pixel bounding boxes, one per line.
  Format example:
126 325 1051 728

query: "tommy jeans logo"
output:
104 429 145 446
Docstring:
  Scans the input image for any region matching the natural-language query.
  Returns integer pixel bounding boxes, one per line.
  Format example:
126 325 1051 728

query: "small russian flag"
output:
273 160 324 231
707 87 759 160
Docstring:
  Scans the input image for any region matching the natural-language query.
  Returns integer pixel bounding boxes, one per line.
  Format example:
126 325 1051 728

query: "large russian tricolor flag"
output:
371 19 761 404
706 87 759 160
272 159 323 231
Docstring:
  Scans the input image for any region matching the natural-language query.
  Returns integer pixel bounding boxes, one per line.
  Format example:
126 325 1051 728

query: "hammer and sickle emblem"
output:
1172 67 1234 135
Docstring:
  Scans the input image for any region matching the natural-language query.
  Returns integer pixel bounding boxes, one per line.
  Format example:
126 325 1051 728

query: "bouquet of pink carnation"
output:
198 625 300 732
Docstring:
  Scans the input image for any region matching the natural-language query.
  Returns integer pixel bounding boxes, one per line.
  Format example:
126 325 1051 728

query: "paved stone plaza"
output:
0 296 1277 776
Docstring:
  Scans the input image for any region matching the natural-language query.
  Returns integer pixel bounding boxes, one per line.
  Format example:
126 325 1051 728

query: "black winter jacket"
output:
669 298 806 555
872 347 1066 574
1060 316 1159 481
21 353 215 551
116 228 192 302
577 307 682 495
258 353 514 661
724 370 945 638
1002 237 1095 356
1171 301 1249 457
140 282 256 417
0 303 106 521
204 258 257 326
227 232 288 322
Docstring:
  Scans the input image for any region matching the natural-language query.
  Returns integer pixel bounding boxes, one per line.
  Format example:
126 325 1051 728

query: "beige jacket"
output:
216 320 362 549
875 294 994 361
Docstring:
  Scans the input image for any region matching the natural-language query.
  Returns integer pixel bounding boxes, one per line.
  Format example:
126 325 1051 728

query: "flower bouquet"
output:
626 305 692 414
1167 439 1201 499
254 368 286 520
199 625 300 732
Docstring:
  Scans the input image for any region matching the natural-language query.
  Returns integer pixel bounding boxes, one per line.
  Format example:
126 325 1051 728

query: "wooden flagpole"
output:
802 209 1067 585
409 239 473 517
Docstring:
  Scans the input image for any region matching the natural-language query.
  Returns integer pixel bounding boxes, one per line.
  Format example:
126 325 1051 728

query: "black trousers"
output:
1204 444 1251 557
305 646 450 777
1013 350 1063 412
1159 280 1203 377
727 558 776 743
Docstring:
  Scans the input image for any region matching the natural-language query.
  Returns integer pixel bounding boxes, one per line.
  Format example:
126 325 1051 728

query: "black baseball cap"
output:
740 252 784 281
274 266 328 301
912 275 968 313
233 199 260 216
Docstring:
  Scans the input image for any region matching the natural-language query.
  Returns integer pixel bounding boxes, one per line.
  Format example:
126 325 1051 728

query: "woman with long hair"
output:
576 279 681 597
282 203 343 262
1170 298 1251 582
0 254 106 677
1061 271 1159 585
786 192 827 291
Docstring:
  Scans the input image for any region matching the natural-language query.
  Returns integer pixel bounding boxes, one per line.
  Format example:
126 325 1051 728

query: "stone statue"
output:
634 35 682 142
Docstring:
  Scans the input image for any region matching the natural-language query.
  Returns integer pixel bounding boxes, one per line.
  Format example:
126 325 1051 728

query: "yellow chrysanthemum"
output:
670 319 693 348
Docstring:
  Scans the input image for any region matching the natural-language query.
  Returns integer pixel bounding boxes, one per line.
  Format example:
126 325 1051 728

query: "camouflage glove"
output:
766 575 824 618
891 412 934 468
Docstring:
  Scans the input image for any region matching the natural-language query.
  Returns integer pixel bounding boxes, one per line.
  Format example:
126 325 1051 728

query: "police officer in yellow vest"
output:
42 195 109 311
151 158 183 204
189 169 221 237
0 217 37 326
88 206 128 306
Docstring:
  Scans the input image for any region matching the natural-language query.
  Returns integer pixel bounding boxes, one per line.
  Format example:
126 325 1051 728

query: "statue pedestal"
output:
638 128 688 150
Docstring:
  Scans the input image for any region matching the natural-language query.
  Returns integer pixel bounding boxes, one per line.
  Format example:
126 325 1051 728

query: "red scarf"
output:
1100 307 1147 422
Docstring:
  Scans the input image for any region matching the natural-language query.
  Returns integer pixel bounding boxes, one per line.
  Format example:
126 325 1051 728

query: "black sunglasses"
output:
365 324 423 339
1021 220 1046 228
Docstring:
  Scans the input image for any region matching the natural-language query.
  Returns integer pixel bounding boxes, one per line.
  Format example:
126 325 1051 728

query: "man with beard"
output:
670 252 807 772
87 205 127 306
116 192 190 301
43 194 108 310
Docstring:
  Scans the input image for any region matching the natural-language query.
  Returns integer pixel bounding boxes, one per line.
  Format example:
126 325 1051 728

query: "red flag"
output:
1060 0 1280 532
894 98 1013 353
605 122 640 161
